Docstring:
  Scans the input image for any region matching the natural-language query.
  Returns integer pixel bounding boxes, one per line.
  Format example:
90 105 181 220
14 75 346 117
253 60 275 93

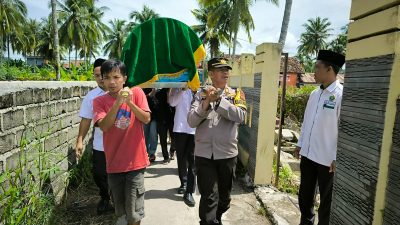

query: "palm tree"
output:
128 5 159 31
103 19 128 59
328 25 348 55
199 0 278 58
191 7 229 58
297 17 332 57
278 0 292 47
12 19 40 57
58 0 86 64
51 0 61 80
0 0 27 59
25 19 41 56
79 0 108 64
58 0 108 66
295 52 314 73
36 17 55 61
328 34 347 55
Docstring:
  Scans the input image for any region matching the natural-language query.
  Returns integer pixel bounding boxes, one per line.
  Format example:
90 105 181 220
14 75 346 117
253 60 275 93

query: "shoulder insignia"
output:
234 88 247 110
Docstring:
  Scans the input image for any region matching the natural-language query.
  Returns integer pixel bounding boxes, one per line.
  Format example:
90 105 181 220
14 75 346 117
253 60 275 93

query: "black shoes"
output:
170 151 175 160
163 158 170 164
178 184 186 194
183 193 195 207
149 154 156 162
97 198 113 215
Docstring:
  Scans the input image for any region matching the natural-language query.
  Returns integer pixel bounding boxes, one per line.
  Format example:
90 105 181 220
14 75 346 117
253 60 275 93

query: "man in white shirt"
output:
75 58 112 214
169 88 196 206
295 50 345 225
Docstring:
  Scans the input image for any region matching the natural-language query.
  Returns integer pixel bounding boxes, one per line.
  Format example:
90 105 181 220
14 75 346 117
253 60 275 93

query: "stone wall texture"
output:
0 81 97 202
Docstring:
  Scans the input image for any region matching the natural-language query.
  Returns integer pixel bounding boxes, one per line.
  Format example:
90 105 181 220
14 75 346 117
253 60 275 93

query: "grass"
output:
257 206 267 217
0 124 62 225
49 149 116 225
272 160 299 195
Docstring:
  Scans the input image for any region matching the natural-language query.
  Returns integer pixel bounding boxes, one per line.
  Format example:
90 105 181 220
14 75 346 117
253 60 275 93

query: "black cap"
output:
207 58 232 70
93 58 106 68
317 50 345 68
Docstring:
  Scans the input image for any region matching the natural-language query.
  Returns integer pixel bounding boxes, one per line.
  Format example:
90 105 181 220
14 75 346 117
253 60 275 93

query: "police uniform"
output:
297 50 345 225
187 58 246 225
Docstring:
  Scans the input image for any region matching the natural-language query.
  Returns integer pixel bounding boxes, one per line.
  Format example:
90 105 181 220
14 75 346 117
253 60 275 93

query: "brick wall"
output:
0 81 97 202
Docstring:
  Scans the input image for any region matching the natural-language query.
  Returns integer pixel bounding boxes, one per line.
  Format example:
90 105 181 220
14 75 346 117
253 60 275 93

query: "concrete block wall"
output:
331 1 400 224
229 43 281 185
0 81 97 202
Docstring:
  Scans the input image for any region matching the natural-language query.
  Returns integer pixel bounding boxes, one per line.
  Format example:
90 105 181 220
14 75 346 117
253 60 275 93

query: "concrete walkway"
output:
141 147 271 225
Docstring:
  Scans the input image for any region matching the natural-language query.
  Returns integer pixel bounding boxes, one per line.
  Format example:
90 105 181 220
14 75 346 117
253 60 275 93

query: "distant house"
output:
62 60 85 69
279 57 305 87
26 56 46 67
300 73 345 86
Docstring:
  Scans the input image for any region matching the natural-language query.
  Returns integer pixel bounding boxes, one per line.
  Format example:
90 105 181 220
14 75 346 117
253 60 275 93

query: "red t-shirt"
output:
93 87 150 173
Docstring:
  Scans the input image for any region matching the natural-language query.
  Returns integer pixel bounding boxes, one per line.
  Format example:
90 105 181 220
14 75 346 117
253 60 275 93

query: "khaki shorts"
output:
108 169 145 224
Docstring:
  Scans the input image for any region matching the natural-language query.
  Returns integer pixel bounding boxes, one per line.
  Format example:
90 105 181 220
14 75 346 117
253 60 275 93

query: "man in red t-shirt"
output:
93 60 150 225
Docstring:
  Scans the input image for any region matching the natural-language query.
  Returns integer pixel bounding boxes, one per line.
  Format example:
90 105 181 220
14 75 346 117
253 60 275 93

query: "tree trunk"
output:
278 0 293 47
228 31 232 57
231 30 238 60
68 47 71 68
51 0 61 80
7 36 10 60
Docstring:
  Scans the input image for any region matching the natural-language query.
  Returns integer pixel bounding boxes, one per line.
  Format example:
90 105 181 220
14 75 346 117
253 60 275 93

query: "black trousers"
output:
169 123 176 155
174 132 196 193
299 157 334 225
196 156 237 225
92 150 110 200
157 121 175 160
157 121 169 160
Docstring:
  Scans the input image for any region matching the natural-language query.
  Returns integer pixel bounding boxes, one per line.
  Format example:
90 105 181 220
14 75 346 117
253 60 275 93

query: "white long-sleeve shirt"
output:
168 88 196 135
297 80 343 166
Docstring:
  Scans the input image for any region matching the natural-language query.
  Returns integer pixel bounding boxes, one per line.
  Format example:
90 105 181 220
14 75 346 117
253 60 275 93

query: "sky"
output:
17 0 351 59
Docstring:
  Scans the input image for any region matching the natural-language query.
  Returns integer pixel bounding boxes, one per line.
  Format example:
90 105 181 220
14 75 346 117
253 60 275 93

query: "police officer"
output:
294 50 345 225
188 57 246 225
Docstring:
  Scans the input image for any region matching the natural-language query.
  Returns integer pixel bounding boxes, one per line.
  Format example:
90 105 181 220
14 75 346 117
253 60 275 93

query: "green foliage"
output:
103 19 128 59
257 206 267 217
277 85 317 123
272 160 298 195
0 124 62 225
297 17 333 57
68 149 93 188
295 53 314 73
328 25 348 55
297 18 348 70
0 63 94 81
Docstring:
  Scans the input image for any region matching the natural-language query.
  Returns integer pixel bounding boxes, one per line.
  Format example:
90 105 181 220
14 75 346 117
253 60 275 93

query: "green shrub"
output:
68 148 93 188
277 85 317 123
272 160 299 195
0 125 62 225
0 63 93 81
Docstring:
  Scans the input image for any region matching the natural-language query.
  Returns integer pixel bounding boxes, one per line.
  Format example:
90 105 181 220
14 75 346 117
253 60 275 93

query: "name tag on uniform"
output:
323 100 336 109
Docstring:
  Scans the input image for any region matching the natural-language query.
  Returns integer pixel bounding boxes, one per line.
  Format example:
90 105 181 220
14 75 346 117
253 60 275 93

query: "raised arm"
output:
127 87 151 124
96 98 123 132
168 88 184 107
187 92 211 128
215 98 246 123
